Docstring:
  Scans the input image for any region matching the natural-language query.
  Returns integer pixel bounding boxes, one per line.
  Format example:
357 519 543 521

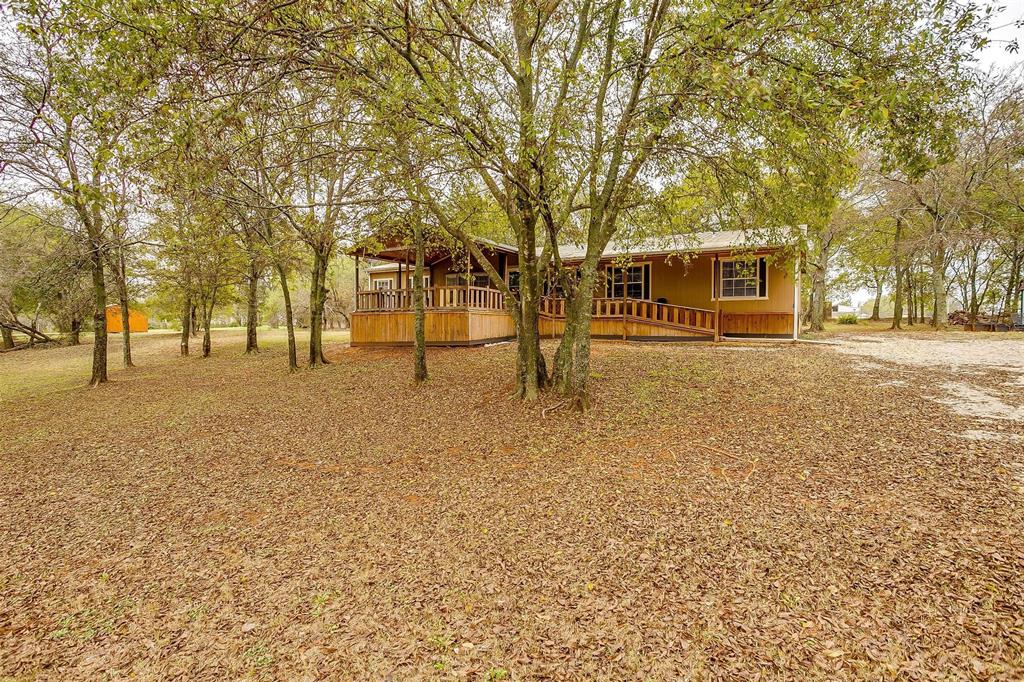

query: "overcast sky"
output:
846 3 1022 308
977 2 1024 70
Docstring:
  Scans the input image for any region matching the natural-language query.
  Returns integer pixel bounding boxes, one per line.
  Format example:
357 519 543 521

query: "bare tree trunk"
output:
1001 240 1022 319
870 269 883 321
118 287 134 368
552 255 600 409
807 234 831 333
245 260 259 354
1 325 13 350
906 264 916 326
276 264 298 371
88 239 108 386
308 246 331 367
412 224 427 384
190 303 199 338
514 260 547 401
202 292 216 358
890 218 903 330
930 241 947 329
180 296 191 356
810 270 827 332
68 317 81 345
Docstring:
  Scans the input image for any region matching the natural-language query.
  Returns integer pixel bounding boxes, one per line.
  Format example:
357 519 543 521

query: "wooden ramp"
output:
540 297 717 340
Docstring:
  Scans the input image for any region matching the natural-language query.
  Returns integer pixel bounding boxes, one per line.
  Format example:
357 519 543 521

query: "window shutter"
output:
758 258 767 298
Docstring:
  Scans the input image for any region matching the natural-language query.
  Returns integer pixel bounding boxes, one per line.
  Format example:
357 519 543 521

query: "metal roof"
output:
361 230 781 267
552 230 771 260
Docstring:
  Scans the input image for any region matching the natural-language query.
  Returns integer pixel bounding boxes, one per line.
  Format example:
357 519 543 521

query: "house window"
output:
372 278 393 290
714 257 768 299
406 274 431 289
606 264 650 300
445 272 490 287
507 268 520 293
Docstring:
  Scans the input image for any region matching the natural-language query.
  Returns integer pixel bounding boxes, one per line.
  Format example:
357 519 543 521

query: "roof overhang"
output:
350 233 517 264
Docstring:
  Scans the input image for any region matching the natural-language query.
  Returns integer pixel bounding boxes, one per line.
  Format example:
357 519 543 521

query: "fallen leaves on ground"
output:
1 329 1022 680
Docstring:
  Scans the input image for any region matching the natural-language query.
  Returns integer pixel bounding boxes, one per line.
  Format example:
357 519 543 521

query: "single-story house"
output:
350 231 799 346
105 305 149 333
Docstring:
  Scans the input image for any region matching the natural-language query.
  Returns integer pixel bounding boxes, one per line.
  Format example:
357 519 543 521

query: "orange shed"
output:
105 305 149 333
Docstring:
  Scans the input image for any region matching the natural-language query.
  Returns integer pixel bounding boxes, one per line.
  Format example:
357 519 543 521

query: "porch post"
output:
354 254 360 312
792 250 801 341
397 260 402 291
465 249 471 308
713 253 721 342
621 265 627 341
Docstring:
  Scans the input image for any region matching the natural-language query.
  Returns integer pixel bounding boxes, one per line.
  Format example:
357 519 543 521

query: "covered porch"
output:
351 285 515 347
350 231 798 346
351 286 723 346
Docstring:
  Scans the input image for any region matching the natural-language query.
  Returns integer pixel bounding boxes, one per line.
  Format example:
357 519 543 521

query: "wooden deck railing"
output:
356 286 506 312
541 296 716 334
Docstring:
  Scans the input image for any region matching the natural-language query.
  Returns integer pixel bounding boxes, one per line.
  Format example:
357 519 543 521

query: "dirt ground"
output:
1 329 1022 680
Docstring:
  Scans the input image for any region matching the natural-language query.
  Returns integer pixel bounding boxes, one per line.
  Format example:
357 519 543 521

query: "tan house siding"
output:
609 253 794 313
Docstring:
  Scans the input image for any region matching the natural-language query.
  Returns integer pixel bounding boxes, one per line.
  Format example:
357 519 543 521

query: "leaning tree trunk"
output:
552 255 601 410
871 270 883 321
276 263 298 371
412 223 428 383
308 246 331 367
245 260 259 354
88 237 108 386
180 295 191 356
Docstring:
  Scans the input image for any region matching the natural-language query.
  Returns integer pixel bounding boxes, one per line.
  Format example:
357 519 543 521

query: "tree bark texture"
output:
180 296 191 356
890 218 903 330
88 238 108 386
308 247 330 367
930 240 947 329
245 260 259 354
413 227 428 384
276 264 298 371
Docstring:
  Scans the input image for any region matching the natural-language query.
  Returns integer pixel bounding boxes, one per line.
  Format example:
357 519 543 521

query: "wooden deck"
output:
351 287 793 346
352 286 515 346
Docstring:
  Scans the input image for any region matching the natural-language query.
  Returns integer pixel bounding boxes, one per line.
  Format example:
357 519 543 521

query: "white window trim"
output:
372 278 393 290
406 274 431 288
605 262 652 300
711 256 769 301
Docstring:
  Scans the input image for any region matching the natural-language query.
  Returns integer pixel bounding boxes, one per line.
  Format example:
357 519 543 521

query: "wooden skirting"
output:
354 309 794 346
351 310 515 347
541 315 716 340
720 312 794 336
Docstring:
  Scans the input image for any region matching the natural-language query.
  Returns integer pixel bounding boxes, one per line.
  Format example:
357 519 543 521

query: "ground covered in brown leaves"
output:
2 329 1023 680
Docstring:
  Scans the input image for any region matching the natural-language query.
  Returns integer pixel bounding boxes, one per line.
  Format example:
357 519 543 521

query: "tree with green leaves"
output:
0 0 172 383
356 0 986 406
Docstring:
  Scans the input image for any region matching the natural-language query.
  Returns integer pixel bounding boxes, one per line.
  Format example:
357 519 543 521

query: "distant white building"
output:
831 303 862 318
